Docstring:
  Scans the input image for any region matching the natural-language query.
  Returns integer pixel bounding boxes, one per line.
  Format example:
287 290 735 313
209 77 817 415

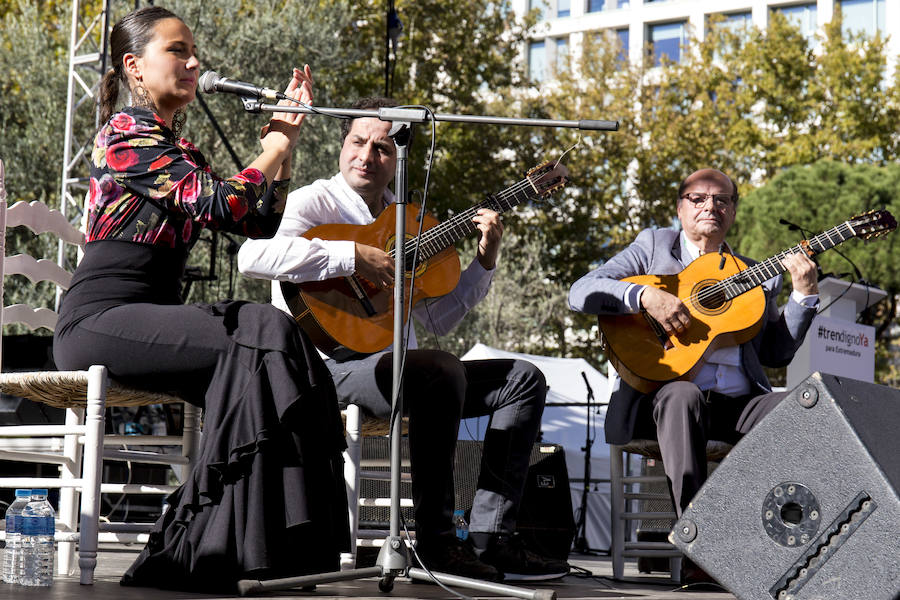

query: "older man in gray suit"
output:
569 168 820 522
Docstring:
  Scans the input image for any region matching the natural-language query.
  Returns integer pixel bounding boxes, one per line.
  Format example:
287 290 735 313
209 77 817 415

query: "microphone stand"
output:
573 372 594 554
233 99 617 600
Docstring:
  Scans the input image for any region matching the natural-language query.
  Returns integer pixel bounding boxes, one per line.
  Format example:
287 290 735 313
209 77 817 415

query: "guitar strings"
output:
679 222 854 308
388 177 537 261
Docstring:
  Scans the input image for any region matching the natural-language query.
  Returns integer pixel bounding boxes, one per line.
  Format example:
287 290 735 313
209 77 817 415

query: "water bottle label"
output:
21 515 53 536
22 516 39 535
42 515 55 536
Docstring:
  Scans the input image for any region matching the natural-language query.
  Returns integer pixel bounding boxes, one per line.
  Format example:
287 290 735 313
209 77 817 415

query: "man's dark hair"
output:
677 169 740 204
340 97 399 144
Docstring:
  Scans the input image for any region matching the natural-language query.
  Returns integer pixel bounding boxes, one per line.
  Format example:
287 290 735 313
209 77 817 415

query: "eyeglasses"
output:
681 192 735 208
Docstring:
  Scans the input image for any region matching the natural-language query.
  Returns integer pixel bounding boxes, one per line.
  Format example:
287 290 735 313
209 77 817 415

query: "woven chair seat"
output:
0 370 184 409
340 410 408 437
621 438 734 462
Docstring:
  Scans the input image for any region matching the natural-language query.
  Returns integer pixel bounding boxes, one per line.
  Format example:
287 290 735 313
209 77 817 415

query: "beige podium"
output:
787 276 888 388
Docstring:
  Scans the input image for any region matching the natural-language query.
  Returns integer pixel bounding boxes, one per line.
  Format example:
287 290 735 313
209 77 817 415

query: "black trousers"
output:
326 349 547 542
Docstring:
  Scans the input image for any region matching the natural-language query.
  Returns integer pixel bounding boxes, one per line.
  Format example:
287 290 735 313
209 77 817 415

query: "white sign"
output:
808 314 876 382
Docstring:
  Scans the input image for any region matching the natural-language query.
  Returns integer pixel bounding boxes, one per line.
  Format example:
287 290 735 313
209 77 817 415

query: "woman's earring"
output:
132 83 155 112
171 108 186 137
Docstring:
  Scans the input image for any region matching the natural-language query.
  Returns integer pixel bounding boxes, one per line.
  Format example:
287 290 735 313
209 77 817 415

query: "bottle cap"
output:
32 488 49 495
15 489 32 497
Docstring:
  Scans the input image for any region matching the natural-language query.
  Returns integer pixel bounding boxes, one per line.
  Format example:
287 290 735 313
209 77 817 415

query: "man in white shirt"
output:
568 168 819 583
238 97 568 582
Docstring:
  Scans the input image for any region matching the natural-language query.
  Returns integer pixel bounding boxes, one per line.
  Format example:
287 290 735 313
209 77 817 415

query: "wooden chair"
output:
340 404 411 569
608 438 733 581
0 159 201 584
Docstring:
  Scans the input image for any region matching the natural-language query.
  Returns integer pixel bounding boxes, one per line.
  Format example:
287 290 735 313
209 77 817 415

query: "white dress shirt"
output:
238 172 494 351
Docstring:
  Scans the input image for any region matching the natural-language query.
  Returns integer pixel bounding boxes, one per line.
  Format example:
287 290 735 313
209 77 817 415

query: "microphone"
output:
198 71 286 102
779 217 864 282
581 371 595 401
718 243 726 270
778 217 809 236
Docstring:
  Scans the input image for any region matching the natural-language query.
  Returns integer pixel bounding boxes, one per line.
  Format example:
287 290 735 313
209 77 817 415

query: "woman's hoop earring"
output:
132 83 156 112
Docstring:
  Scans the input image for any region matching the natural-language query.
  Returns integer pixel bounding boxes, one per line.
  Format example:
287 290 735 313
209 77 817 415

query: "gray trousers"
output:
634 381 787 515
326 349 546 543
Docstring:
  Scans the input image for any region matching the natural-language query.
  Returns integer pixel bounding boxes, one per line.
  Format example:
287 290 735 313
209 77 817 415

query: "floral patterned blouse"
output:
87 106 286 251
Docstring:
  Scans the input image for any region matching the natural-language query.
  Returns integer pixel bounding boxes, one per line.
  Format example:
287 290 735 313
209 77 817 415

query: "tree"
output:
416 228 573 358
491 10 900 366
735 159 900 385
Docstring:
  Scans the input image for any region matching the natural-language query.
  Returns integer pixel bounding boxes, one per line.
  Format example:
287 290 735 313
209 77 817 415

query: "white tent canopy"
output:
459 343 613 552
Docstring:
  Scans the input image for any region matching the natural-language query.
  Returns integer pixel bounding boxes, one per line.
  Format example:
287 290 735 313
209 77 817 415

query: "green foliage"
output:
417 228 578 358
737 159 900 385
4 2 900 375
510 10 900 367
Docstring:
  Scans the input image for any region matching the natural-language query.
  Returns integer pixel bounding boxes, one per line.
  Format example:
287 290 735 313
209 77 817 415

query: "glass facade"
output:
720 11 753 32
839 0 886 36
616 28 630 64
649 21 686 66
556 37 570 73
558 0 571 18
772 3 818 40
529 0 548 20
529 40 546 82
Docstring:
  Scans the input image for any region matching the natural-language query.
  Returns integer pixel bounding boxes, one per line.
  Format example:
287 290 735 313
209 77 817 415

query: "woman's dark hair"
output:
98 6 182 124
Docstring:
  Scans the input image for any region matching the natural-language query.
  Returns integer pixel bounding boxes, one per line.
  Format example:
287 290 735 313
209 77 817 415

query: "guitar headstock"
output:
526 161 569 198
848 209 897 240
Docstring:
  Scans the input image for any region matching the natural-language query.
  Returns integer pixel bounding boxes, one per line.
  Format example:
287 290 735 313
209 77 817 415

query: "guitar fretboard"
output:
709 220 858 302
388 177 540 265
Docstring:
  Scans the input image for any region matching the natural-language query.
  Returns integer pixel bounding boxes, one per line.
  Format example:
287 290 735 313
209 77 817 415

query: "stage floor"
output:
4 545 737 600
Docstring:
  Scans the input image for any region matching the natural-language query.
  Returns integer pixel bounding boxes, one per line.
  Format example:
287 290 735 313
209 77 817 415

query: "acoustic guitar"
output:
597 209 896 393
282 161 569 358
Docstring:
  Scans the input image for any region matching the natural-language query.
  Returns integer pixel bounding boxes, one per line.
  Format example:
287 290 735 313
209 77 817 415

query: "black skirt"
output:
54 241 349 592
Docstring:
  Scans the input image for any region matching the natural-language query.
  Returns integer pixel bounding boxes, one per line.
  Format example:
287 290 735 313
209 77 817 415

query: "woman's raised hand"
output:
260 65 314 154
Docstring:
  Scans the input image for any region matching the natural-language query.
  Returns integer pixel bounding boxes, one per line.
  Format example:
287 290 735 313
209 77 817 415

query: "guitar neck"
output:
720 220 858 299
391 176 537 262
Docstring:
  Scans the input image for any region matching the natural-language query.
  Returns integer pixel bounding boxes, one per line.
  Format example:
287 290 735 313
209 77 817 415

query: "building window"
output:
529 0 548 21
588 0 605 12
772 3 818 41
719 11 753 33
839 0 886 37
529 40 546 82
556 37 569 73
649 21 686 66
616 27 630 64
558 0 571 18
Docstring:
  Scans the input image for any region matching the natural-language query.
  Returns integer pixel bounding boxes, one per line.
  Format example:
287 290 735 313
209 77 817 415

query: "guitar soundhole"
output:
693 280 729 316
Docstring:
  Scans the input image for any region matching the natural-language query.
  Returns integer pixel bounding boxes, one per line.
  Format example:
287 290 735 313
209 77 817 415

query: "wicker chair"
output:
0 160 200 584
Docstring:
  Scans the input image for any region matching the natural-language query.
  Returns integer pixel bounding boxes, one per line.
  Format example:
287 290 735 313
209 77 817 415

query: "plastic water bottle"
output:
20 489 54 587
2 489 32 584
452 509 469 541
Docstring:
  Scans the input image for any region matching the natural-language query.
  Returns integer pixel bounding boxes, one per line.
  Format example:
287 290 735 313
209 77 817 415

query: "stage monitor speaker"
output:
454 441 575 560
358 439 574 559
671 372 900 600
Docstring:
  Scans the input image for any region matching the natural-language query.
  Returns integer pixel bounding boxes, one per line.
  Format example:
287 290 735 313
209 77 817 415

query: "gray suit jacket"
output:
568 227 817 445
